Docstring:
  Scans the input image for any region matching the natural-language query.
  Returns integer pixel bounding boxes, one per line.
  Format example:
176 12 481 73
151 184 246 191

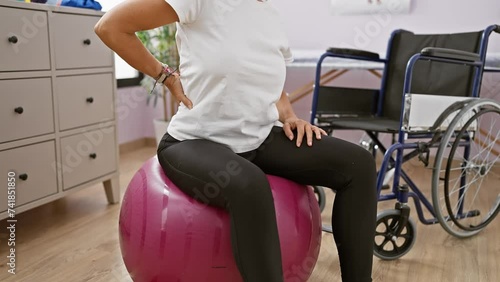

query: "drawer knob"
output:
19 173 28 181
86 97 94 103
89 153 97 159
8 36 18 44
14 107 24 114
83 39 92 45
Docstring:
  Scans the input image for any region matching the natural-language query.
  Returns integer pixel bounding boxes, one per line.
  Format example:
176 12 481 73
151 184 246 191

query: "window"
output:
101 0 143 87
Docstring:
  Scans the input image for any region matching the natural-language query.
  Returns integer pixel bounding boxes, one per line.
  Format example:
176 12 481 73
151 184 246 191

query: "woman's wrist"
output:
153 62 164 80
281 115 298 124
148 62 177 96
155 63 176 84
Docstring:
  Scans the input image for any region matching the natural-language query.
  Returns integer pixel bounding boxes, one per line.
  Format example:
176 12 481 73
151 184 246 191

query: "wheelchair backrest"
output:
381 30 483 121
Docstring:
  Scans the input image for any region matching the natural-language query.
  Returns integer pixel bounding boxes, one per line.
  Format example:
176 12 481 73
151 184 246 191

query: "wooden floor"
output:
0 146 498 282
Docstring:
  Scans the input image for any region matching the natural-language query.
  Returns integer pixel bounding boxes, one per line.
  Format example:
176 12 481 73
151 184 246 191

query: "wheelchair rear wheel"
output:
373 209 416 260
432 99 500 238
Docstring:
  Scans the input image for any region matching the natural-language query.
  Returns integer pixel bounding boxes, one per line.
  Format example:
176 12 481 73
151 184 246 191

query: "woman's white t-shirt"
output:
165 0 293 153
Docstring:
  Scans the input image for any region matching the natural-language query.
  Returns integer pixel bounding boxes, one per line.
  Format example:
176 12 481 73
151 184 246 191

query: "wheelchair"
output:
310 25 500 260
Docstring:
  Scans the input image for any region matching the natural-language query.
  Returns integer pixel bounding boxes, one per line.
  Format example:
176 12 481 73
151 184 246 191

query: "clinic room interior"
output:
0 0 499 281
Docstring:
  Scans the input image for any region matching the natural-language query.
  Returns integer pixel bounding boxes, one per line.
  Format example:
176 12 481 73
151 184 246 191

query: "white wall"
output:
116 86 164 144
273 0 500 53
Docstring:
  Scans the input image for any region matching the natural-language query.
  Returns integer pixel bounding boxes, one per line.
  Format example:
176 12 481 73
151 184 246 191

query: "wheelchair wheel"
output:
373 209 416 260
312 186 326 213
432 99 500 238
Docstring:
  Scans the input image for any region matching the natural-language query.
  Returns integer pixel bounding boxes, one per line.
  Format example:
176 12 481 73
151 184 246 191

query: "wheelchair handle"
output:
495 25 500 33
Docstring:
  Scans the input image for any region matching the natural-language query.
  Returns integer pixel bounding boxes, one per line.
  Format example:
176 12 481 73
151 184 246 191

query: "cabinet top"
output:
0 0 105 16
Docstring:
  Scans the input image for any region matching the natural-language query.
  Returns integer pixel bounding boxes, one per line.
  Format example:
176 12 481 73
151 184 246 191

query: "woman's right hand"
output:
164 72 193 109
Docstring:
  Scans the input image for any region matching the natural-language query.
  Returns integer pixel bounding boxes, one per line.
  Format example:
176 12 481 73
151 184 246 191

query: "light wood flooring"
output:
0 146 498 282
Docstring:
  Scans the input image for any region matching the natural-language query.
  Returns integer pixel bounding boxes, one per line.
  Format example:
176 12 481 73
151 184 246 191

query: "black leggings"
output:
157 126 377 282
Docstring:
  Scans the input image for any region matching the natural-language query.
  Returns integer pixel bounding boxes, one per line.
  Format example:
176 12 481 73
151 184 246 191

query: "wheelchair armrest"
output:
326 47 381 61
421 47 480 62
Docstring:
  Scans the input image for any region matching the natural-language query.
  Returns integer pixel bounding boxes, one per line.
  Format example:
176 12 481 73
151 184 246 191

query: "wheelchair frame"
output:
311 25 500 259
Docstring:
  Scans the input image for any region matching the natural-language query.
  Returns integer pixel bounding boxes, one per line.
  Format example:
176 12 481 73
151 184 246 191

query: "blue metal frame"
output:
458 137 472 216
476 25 500 84
310 24 500 227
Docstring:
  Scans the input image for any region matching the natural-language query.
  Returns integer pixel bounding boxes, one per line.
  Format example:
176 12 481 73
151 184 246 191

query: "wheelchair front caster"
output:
312 185 326 213
373 209 417 260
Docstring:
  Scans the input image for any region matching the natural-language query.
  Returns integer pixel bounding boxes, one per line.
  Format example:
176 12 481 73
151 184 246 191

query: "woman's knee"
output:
325 140 377 191
352 144 377 175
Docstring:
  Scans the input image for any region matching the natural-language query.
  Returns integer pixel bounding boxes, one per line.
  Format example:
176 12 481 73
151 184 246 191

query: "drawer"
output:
0 78 55 143
60 127 117 190
0 141 58 213
56 73 114 131
52 13 113 69
0 7 51 72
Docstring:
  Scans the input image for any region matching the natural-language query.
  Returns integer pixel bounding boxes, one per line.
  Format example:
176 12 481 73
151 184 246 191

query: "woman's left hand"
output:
283 118 328 147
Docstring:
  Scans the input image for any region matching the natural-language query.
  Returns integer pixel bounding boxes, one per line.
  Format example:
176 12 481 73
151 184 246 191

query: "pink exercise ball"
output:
119 156 322 282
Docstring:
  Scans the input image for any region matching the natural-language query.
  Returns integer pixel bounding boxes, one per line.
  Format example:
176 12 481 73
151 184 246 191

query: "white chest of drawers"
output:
0 0 120 219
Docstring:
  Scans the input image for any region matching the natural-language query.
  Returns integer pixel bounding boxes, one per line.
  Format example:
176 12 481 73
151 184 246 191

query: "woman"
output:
95 0 377 281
